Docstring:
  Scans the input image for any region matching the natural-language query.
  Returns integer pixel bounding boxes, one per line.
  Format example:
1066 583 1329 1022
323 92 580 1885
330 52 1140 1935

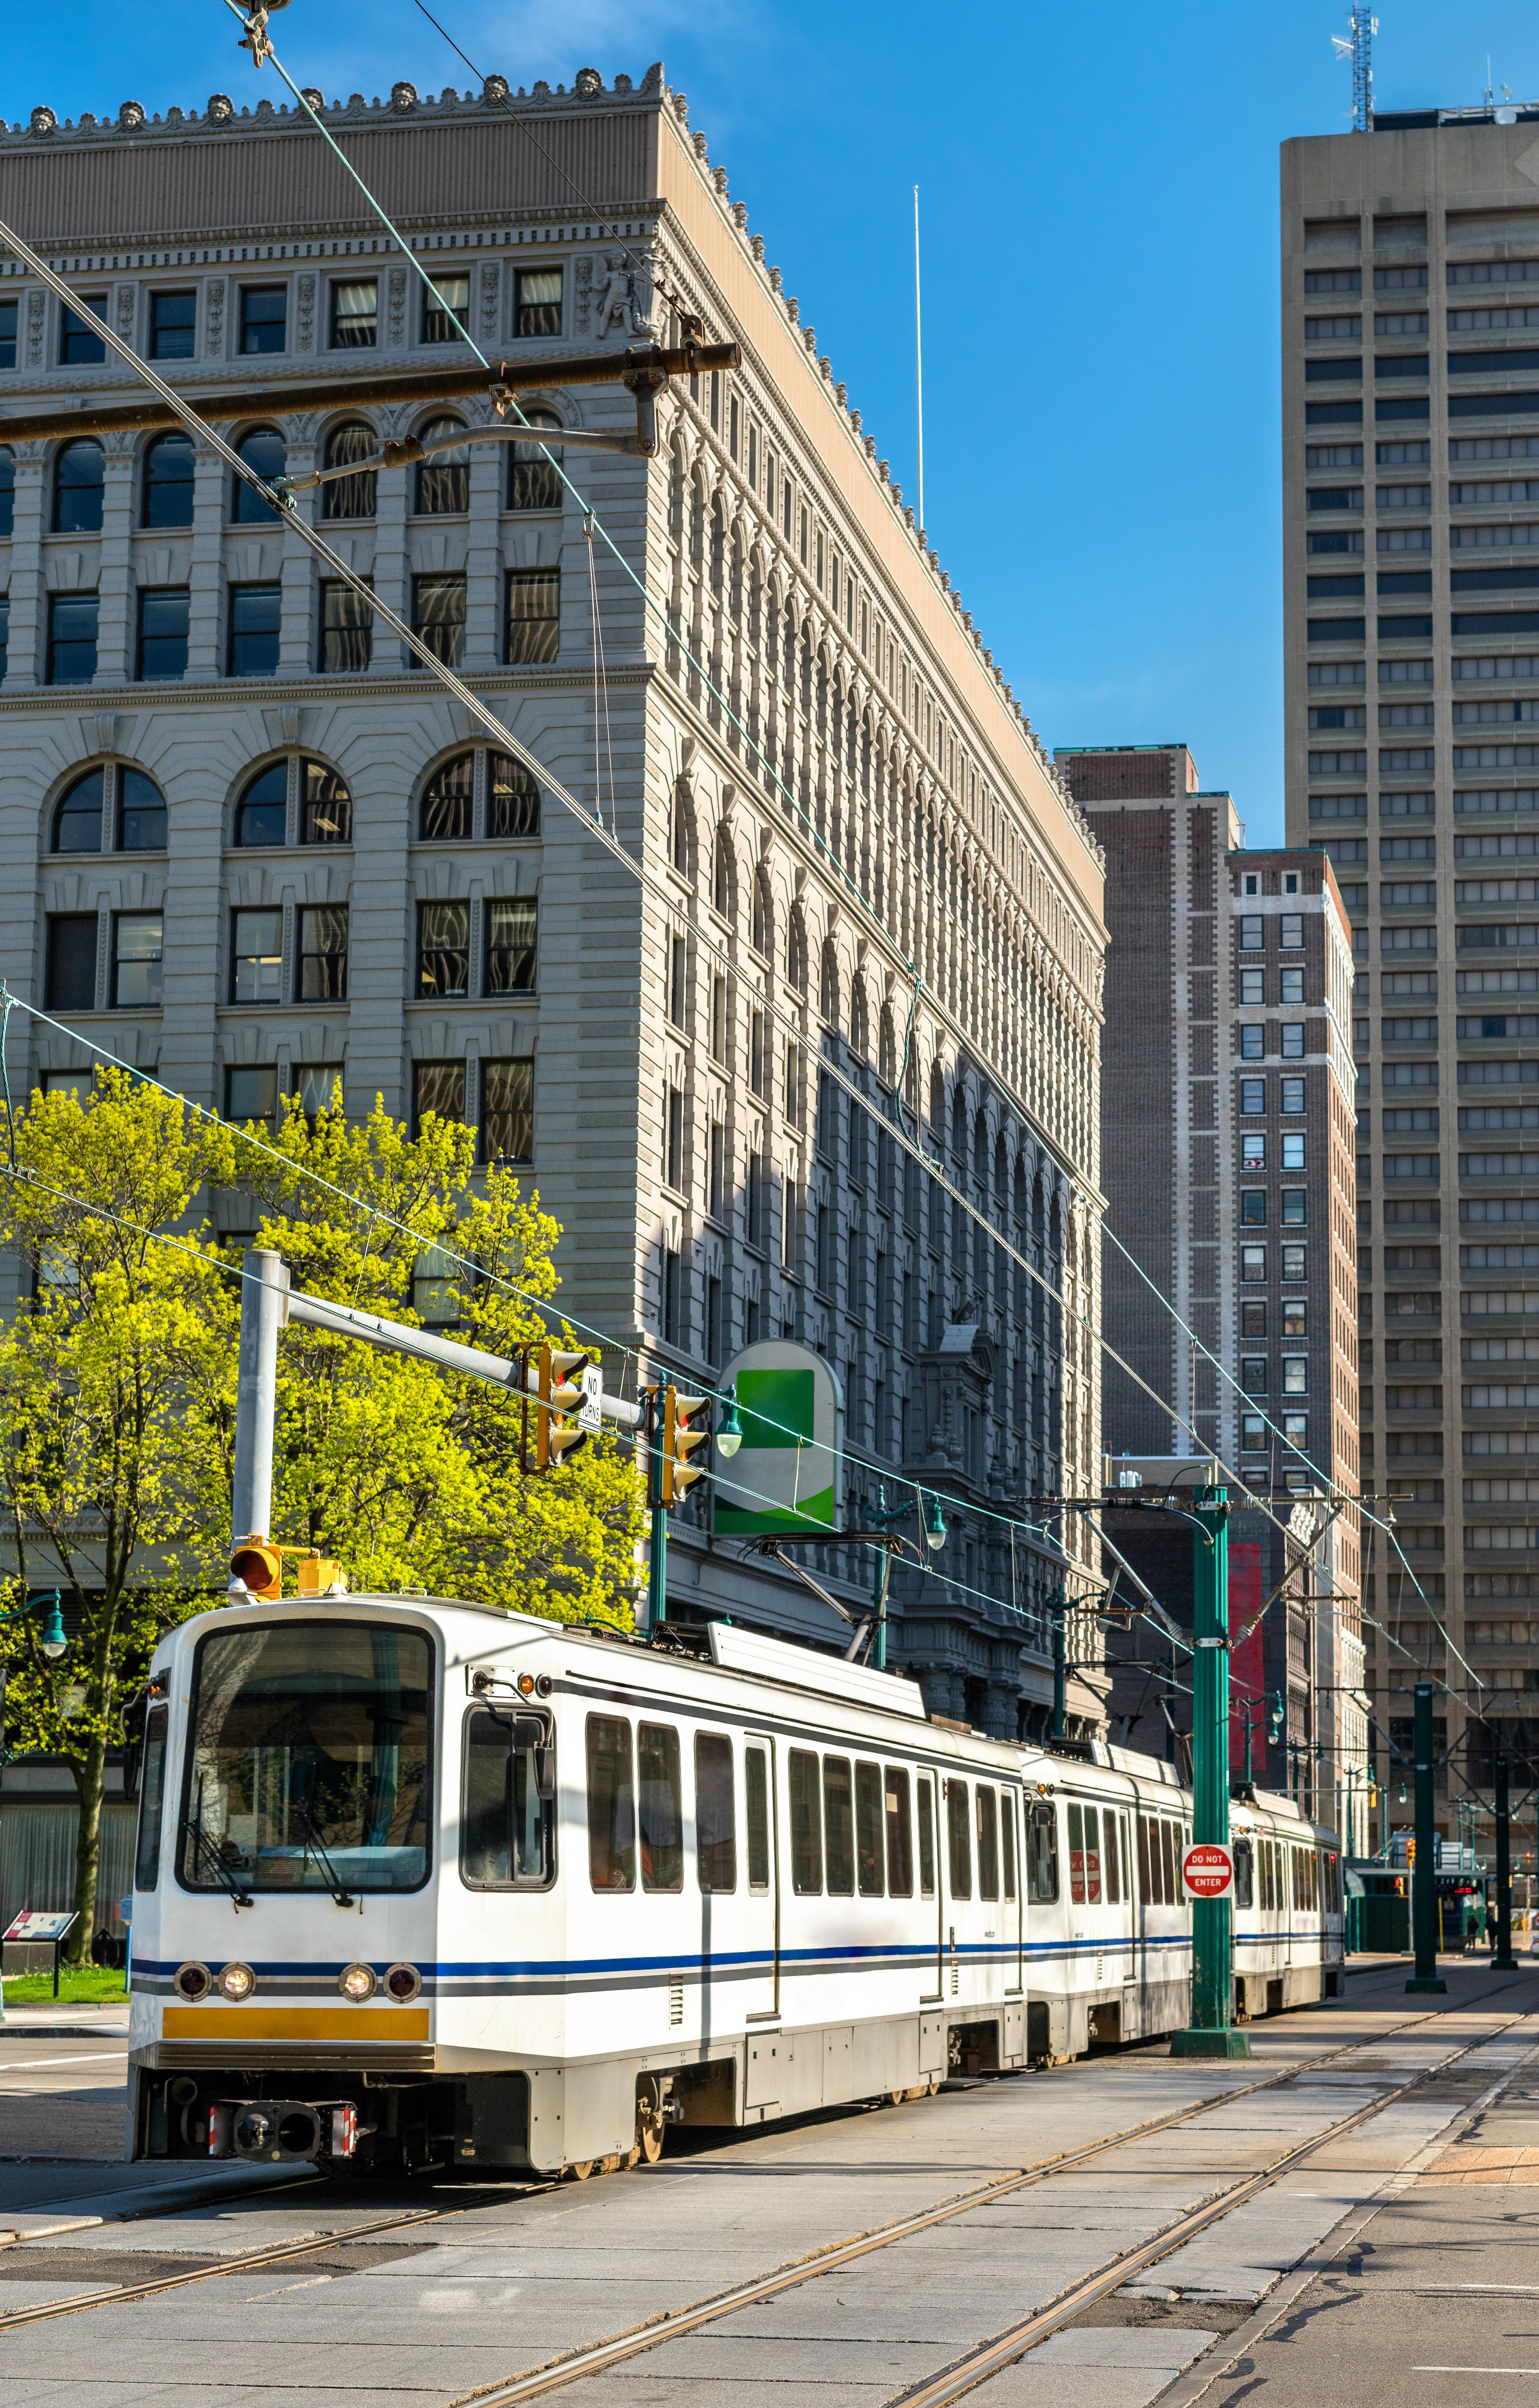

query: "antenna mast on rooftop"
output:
1330 6 1376 133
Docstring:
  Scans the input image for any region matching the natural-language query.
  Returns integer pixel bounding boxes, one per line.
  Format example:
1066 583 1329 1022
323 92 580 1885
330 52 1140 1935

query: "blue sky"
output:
8 2 1539 842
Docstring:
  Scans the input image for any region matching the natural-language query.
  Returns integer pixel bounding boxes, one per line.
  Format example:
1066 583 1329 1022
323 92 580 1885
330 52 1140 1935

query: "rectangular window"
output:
1243 1300 1267 1338
745 1746 770 1890
1282 1189 1307 1226
514 267 563 338
947 1777 972 1899
1282 1131 1306 1170
1282 1297 1308 1338
48 593 98 686
112 913 162 1008
1240 1077 1266 1115
413 572 465 668
485 898 537 994
0 595 8 679
462 1706 554 1886
1243 1131 1266 1171
134 1703 169 1891
417 900 469 999
710 975 726 1062
1242 1356 1268 1396
0 295 16 370
421 271 470 344
1104 1810 1120 1905
1282 1023 1306 1058
1282 1242 1307 1280
1242 1243 1266 1280
854 1759 884 1896
480 1056 533 1163
226 1065 277 1124
1160 1819 1178 1902
1027 1799 1058 1902
1284 1412 1309 1447
1240 968 1265 1004
585 1714 635 1892
319 580 372 672
664 1084 683 1190
330 278 377 348
136 587 188 680
789 1748 822 1894
976 1786 1000 1901
884 1767 913 1897
1068 1801 1086 1902
1137 1813 1152 1902
1281 967 1306 1004
45 915 96 1012
240 285 286 353
506 567 559 664
636 1721 682 1892
298 904 348 1002
917 1776 937 1897
59 295 107 364
823 1755 854 1895
1281 1075 1306 1114
1240 1024 1264 1060
149 290 196 359
1280 913 1305 948
668 932 687 1026
412 1059 466 1133
695 1733 736 1892
1283 1356 1308 1395
227 582 281 676
1241 1191 1267 1226
1240 914 1265 950
231 907 282 1005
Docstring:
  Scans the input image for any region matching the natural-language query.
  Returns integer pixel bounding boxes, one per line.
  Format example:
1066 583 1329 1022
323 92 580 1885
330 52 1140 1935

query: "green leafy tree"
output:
0 1071 237 1960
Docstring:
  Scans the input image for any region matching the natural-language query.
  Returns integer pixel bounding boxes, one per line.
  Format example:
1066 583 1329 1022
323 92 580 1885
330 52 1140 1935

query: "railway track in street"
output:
0 1972 1530 2407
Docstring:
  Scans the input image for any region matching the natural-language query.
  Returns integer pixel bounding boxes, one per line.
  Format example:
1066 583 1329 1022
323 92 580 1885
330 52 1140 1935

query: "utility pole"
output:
1172 1484 1249 2059
1406 1680 1446 1993
1050 1592 1067 1740
1493 1753 1518 1970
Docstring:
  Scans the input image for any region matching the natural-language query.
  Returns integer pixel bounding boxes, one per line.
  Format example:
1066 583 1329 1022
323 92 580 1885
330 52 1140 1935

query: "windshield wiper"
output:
296 1799 355 1908
182 1780 253 1909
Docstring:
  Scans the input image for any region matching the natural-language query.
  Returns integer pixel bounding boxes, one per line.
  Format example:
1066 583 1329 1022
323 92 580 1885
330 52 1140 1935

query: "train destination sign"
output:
1181 1843 1235 1900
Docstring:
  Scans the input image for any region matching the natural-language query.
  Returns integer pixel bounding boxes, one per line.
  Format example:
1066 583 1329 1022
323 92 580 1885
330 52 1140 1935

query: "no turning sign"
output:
1181 1842 1235 1901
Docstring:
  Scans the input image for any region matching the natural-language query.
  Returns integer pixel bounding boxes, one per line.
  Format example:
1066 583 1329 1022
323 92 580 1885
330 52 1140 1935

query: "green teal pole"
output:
1050 1596 1066 1740
643 1389 667 1629
1493 1754 1517 1970
1172 1484 1249 2058
1406 1680 1445 1993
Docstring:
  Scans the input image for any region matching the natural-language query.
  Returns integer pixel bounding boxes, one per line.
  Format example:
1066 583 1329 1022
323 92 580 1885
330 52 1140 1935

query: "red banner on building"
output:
1229 1540 1266 1783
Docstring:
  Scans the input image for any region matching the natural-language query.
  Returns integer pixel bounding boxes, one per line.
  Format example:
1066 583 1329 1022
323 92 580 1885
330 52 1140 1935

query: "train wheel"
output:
568 2160 594 2181
635 2112 665 2166
598 2153 623 2176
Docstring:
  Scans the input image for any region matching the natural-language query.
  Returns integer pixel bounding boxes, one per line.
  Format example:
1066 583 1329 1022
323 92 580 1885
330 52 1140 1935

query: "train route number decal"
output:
1181 1843 1235 1900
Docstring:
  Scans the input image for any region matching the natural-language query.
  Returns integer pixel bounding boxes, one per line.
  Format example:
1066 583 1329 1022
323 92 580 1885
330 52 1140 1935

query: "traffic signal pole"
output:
1494 1752 1518 1971
233 1248 289 1551
1406 1680 1446 1993
1171 1484 1250 2059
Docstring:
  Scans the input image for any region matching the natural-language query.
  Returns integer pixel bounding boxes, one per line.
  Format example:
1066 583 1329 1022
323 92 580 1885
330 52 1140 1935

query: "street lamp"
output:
920 1490 947 1550
859 1485 947 1671
715 1386 743 1460
4 1589 66 1660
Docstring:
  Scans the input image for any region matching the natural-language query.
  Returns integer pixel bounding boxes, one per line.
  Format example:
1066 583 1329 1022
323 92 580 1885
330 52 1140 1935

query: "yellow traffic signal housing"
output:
295 1554 346 1596
229 1535 283 1600
536 1344 590 1471
661 1386 710 1506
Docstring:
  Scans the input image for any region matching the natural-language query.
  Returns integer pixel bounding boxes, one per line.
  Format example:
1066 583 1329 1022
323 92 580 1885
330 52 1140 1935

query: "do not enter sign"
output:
1181 1842 1235 1901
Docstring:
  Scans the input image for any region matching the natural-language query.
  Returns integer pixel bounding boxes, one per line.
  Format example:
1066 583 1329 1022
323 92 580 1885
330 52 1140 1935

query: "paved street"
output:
0 1961 1530 2405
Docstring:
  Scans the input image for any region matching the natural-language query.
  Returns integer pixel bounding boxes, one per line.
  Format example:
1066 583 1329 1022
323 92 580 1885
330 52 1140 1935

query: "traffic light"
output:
660 1386 710 1506
536 1344 590 1471
230 1535 283 1600
295 1554 346 1596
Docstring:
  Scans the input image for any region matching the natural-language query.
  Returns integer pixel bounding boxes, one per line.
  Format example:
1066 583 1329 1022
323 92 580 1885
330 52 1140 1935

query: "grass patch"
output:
2 1965 128 2006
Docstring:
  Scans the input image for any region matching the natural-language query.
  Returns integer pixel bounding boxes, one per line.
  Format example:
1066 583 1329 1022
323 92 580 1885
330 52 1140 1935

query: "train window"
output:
1067 1803 1086 1904
1160 1820 1177 1904
1001 1794 1016 1902
585 1715 635 1893
695 1733 736 1893
1292 1847 1302 1910
1084 1808 1102 1904
462 1708 554 1887
885 1767 913 1897
1136 1814 1151 1902
638 1723 682 1893
855 1760 884 1896
134 1703 169 1891
789 1749 822 1894
1103 1810 1120 1906
1264 1843 1276 1911
824 1756 855 1895
976 1787 999 1900
1026 1801 1058 1902
917 1775 936 1898
947 1779 972 1899
745 1747 771 1891
1235 1838 1254 1909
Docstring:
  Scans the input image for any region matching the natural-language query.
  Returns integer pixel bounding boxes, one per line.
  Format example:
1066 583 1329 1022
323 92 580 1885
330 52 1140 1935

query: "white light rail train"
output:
124 1591 1345 2176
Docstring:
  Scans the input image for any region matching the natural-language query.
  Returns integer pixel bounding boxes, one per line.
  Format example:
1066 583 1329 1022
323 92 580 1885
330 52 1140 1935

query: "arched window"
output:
422 753 473 842
713 825 735 919
235 762 288 847
322 420 377 521
508 409 563 511
416 416 469 514
488 752 539 838
53 439 104 534
787 907 807 994
0 447 12 541
232 427 284 523
141 432 194 529
751 871 771 959
119 769 167 851
51 768 105 853
301 761 352 844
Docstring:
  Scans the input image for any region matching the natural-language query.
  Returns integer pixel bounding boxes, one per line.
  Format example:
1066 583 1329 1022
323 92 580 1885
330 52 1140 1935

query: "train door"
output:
917 1770 944 2000
743 1739 779 2019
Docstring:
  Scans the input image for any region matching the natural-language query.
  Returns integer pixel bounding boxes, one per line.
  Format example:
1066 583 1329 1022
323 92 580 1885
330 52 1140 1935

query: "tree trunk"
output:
67 1730 108 1966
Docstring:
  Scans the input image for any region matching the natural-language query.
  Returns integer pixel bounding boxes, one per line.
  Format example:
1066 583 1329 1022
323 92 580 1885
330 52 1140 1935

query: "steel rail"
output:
0 1983 1523 2347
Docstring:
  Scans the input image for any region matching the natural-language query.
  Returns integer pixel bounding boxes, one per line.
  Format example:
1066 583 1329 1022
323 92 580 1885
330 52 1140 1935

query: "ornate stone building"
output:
0 65 1107 1736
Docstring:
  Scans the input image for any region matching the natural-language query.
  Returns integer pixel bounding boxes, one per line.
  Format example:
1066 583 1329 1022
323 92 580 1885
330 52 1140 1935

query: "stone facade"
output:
0 69 1106 1736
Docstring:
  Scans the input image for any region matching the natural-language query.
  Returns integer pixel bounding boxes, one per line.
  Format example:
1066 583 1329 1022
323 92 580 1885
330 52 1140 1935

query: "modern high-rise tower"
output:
1282 105 1539 1847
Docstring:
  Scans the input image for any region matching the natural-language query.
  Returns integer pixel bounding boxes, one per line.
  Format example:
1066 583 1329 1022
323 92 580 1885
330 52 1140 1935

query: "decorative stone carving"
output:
482 73 509 103
118 100 146 129
574 67 602 94
574 254 592 332
391 81 417 111
672 90 689 123
205 277 226 357
295 272 315 351
614 73 633 92
589 248 657 340
732 202 748 229
299 86 324 111
641 62 664 91
750 235 765 261
479 259 499 338
207 93 234 122
387 265 407 345
692 130 708 161
712 167 729 198
25 288 44 369
28 106 57 137
116 282 136 341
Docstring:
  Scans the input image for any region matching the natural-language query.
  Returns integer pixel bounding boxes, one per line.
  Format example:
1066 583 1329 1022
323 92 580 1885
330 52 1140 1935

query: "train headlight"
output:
217 1962 256 2001
173 1961 212 2001
384 1962 422 2003
338 1962 376 2001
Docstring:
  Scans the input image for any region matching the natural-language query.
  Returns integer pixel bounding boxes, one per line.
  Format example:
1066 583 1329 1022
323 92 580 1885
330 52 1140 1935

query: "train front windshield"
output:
180 1621 432 1893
